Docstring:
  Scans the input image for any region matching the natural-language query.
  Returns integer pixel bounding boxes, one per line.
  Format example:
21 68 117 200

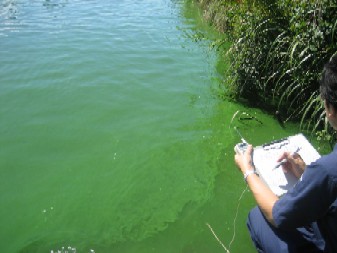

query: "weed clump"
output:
195 0 337 137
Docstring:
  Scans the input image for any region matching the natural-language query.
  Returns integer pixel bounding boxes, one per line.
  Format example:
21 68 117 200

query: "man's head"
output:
320 54 337 109
320 54 337 129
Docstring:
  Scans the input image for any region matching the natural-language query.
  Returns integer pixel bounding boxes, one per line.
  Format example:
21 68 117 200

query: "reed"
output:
194 0 337 140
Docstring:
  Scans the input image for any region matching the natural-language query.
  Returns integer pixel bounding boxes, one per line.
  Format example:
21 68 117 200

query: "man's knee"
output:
247 206 265 234
247 206 286 253
247 206 267 252
246 207 323 253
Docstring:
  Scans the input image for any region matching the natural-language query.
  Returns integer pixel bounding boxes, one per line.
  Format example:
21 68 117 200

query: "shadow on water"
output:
43 0 68 11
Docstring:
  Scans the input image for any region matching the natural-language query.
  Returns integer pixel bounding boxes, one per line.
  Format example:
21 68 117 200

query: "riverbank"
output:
193 0 337 144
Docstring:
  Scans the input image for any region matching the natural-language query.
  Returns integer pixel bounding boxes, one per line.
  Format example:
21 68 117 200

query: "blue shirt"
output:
273 144 337 252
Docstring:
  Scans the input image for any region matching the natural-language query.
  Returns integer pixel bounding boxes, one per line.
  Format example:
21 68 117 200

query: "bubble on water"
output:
50 245 78 253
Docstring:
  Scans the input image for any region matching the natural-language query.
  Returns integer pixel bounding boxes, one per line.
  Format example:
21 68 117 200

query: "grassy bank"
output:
195 0 337 139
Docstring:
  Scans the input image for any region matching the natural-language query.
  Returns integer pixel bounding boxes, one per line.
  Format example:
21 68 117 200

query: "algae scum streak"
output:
0 0 292 252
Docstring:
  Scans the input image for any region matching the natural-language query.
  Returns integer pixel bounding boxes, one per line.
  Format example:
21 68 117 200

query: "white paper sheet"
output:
252 134 321 196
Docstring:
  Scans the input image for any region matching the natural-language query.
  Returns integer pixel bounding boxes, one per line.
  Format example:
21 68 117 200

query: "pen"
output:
273 147 301 170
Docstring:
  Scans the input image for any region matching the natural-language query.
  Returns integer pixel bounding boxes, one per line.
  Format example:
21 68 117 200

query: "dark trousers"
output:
247 206 325 253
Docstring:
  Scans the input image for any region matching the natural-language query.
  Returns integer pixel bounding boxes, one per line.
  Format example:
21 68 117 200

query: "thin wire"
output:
206 223 230 253
228 185 248 250
206 185 248 253
210 119 249 252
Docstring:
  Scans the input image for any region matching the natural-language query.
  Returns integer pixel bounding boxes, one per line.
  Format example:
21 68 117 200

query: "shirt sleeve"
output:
273 157 336 230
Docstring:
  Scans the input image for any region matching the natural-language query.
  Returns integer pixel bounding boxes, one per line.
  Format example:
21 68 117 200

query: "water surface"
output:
0 0 300 252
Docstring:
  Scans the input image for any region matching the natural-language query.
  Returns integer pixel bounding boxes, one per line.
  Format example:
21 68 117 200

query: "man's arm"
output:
235 145 279 226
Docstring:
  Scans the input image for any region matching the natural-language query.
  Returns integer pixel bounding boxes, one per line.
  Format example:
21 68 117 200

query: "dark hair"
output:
320 54 337 110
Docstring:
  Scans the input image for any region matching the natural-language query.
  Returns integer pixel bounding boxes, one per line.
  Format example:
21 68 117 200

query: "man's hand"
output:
277 152 306 179
235 144 254 174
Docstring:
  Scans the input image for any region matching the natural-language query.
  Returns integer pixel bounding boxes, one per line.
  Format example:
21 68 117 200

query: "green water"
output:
0 0 301 252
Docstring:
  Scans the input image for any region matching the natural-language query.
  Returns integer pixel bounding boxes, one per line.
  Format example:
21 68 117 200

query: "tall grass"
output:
195 0 337 138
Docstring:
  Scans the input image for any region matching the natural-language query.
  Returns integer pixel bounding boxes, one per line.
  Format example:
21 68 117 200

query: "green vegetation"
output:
194 0 337 142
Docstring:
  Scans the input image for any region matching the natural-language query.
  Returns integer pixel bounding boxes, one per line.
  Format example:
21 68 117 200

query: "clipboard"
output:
253 133 321 196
